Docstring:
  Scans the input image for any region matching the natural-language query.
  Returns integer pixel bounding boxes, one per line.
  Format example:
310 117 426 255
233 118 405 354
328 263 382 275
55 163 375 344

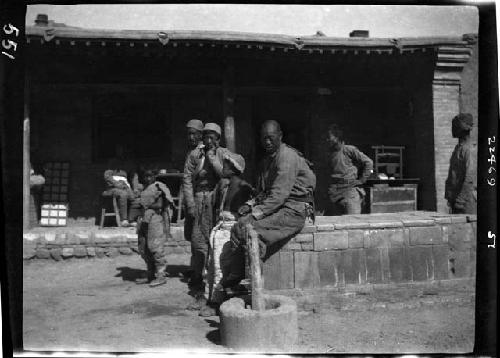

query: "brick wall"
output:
263 212 476 289
24 212 477 289
432 84 461 213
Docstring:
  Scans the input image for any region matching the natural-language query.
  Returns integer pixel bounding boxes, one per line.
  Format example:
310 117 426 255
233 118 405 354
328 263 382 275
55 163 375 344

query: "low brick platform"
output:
262 211 476 289
23 225 188 260
23 211 476 289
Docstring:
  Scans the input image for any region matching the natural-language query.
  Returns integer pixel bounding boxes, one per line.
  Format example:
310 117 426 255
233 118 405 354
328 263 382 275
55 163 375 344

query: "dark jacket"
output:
252 143 316 220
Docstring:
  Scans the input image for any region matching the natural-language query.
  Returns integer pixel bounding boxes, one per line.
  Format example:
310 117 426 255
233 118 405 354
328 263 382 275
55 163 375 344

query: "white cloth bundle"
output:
206 211 237 303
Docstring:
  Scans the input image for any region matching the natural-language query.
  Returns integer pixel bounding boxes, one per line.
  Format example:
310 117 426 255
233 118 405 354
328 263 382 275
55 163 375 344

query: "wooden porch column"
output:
23 84 31 230
223 66 236 152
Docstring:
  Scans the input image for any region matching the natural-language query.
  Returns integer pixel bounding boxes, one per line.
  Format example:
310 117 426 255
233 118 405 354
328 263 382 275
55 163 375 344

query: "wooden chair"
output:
100 196 121 228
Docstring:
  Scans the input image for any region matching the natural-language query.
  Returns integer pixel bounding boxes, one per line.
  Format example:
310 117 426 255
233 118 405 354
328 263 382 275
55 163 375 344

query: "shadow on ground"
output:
115 265 191 283
205 319 221 345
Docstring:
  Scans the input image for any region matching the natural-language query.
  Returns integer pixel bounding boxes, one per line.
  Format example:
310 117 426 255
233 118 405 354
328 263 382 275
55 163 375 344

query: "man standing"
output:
325 124 373 215
184 119 204 241
445 113 477 214
183 119 204 284
183 122 230 308
227 120 316 288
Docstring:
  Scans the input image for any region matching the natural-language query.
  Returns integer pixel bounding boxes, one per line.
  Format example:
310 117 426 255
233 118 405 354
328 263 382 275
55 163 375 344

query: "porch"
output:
23 20 477 227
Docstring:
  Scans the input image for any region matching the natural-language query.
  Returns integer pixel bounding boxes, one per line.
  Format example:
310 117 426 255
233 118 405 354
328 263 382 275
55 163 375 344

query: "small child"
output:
136 169 174 287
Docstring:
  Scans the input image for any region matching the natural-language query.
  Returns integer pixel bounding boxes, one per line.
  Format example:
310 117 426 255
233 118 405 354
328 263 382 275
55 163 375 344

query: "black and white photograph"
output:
0 2 497 356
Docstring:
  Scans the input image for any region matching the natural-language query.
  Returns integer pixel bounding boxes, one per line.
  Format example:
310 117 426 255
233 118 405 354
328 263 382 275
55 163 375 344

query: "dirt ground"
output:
23 254 475 354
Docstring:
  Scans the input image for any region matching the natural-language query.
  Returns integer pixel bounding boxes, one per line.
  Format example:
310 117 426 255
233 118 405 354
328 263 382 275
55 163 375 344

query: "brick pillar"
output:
432 83 461 212
432 41 474 212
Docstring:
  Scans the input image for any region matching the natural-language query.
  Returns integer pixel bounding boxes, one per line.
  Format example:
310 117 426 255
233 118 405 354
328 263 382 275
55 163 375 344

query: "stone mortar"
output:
219 294 298 352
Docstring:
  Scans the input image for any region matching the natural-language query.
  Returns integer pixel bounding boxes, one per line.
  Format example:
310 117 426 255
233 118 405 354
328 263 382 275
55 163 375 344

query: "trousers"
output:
326 186 362 215
189 191 215 290
137 213 168 278
102 188 132 221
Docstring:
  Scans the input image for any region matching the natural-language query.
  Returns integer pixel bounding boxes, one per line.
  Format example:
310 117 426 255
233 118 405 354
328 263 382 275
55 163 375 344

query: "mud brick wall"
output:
262 212 477 290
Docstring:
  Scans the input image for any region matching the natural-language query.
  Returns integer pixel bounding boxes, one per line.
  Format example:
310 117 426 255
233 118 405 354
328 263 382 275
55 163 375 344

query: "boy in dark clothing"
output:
135 170 174 287
325 124 373 215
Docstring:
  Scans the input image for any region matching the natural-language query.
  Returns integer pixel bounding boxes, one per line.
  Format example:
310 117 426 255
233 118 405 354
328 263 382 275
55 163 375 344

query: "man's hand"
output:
238 204 252 216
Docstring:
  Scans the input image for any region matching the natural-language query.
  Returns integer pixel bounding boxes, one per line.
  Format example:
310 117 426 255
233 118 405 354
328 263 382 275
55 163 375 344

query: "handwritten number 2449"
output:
488 136 496 186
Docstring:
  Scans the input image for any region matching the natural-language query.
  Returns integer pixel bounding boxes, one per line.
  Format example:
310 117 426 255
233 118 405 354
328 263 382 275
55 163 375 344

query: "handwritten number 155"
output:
2 23 19 60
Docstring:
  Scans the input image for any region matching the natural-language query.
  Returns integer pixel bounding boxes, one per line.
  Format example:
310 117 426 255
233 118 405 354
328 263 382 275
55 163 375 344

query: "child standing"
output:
136 170 174 287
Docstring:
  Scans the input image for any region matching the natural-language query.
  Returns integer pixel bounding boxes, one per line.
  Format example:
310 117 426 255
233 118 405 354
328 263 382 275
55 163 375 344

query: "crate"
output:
40 203 68 226
365 184 417 213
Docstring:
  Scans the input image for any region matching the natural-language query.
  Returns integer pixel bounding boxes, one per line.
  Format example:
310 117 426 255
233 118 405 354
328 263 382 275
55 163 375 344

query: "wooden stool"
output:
100 195 121 228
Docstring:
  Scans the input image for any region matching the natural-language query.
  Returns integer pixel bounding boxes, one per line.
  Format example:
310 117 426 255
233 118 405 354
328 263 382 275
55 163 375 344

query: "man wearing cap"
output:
183 119 204 282
184 119 204 238
227 120 316 288
445 113 477 214
183 122 232 308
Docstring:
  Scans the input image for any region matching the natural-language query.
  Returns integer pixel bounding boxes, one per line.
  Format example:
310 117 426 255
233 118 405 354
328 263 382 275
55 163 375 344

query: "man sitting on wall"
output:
226 120 316 288
325 124 373 215
445 113 477 214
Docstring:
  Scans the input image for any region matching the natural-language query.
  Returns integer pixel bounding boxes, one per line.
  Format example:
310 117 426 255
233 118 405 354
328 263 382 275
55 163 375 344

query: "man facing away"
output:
183 122 232 309
445 113 477 214
325 124 373 215
227 120 316 288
